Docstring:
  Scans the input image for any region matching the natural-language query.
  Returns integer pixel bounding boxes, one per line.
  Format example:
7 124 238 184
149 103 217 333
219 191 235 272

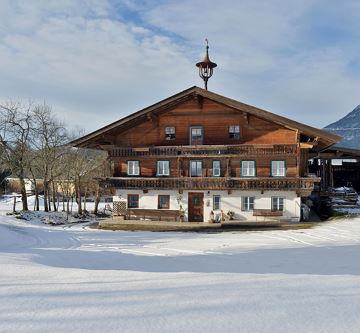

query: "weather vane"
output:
196 38 217 90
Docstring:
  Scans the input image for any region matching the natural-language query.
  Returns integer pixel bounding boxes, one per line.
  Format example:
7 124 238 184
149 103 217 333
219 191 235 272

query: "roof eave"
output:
70 86 342 148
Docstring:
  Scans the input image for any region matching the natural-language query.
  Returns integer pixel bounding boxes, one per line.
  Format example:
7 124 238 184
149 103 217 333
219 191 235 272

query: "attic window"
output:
165 126 176 140
229 125 240 139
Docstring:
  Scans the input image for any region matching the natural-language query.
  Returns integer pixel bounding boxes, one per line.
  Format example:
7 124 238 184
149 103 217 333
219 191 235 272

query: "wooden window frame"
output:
212 160 221 177
157 160 170 176
213 195 221 210
158 195 170 209
127 194 139 208
165 126 176 140
190 126 204 145
127 160 140 176
229 125 240 139
242 196 255 211
241 160 256 177
271 160 286 177
271 197 284 211
189 160 203 177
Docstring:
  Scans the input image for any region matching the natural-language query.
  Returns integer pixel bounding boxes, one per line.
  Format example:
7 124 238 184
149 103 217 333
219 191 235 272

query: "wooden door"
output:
188 192 204 222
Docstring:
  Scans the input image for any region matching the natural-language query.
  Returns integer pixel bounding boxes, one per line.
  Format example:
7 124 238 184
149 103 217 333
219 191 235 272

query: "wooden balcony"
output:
100 176 320 196
109 144 298 158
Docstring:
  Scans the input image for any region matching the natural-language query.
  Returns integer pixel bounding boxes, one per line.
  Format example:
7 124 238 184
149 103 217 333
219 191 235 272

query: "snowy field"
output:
1 197 360 332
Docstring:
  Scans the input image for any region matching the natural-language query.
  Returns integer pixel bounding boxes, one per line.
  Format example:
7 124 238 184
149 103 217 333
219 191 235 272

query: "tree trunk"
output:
94 184 100 215
35 186 39 211
66 195 70 221
43 180 49 212
83 186 87 213
13 196 16 213
78 195 82 214
30 174 39 211
19 176 28 211
47 184 51 212
76 178 82 215
52 181 57 212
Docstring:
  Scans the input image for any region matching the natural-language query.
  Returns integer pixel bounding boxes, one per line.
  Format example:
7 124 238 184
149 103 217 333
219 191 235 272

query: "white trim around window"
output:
190 126 203 145
190 160 202 177
241 160 256 177
271 197 284 211
157 160 170 176
165 126 176 140
212 160 221 177
271 160 286 177
229 125 240 139
127 161 140 176
242 196 255 211
213 195 221 210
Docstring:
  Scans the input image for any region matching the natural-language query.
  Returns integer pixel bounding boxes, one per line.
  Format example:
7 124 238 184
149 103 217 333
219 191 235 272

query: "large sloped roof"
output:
71 86 341 149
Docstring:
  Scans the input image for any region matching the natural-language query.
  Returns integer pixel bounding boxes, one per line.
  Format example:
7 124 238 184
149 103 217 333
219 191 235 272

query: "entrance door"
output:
188 192 204 222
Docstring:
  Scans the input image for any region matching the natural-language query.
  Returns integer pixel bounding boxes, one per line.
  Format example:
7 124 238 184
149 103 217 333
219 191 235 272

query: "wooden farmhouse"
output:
72 86 341 223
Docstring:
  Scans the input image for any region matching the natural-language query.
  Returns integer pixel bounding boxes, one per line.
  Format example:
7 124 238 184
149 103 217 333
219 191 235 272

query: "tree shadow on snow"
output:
2 222 360 276
10 245 360 276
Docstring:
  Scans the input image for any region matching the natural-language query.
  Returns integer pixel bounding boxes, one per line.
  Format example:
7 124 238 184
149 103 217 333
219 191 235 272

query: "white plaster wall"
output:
203 190 301 222
114 189 301 222
114 190 181 211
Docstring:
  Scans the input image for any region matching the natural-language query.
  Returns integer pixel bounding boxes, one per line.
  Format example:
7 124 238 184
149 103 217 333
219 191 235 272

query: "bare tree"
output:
88 156 111 214
28 150 42 211
67 147 108 215
0 101 34 211
31 104 68 212
55 150 75 220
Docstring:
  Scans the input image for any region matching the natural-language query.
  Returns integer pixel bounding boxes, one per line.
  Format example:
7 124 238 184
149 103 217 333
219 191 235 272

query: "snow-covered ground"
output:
1 197 360 332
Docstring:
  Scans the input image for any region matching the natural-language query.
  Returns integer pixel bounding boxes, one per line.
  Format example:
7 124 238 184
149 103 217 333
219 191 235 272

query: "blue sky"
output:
0 0 359 132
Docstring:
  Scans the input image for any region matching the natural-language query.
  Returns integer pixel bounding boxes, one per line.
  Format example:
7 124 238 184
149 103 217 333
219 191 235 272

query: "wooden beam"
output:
166 111 241 116
195 94 203 109
317 153 339 159
296 130 300 177
132 147 150 152
243 113 249 124
177 157 180 177
300 143 314 149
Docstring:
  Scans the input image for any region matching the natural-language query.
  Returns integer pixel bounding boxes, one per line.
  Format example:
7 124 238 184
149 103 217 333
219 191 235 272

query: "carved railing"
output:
101 176 320 194
109 144 298 158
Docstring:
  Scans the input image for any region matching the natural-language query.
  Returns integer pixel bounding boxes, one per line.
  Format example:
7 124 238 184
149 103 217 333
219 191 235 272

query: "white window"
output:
190 127 203 145
213 195 221 210
272 197 284 211
190 160 202 177
241 161 256 177
127 161 140 176
165 127 175 140
157 161 170 176
213 161 221 177
229 125 240 139
271 161 286 177
242 196 255 211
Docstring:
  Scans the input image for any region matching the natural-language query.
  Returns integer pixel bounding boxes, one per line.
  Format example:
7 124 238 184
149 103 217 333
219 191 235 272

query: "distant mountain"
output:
325 105 360 149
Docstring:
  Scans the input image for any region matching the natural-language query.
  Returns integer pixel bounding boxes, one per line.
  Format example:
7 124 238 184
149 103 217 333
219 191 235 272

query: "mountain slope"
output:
325 105 360 148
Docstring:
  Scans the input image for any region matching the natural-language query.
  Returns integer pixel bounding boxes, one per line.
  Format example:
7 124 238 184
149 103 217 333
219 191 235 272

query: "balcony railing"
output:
109 144 298 158
100 176 320 195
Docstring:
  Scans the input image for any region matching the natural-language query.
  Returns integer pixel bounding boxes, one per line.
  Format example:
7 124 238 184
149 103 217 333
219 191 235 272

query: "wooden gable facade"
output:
72 86 341 222
110 97 299 179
